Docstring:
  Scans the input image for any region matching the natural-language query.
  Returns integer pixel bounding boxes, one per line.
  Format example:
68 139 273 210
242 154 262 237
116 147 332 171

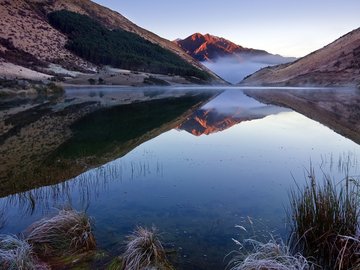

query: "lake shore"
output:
244 87 360 144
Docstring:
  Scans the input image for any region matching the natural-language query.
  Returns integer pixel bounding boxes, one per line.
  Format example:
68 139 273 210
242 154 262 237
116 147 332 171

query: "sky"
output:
93 0 360 57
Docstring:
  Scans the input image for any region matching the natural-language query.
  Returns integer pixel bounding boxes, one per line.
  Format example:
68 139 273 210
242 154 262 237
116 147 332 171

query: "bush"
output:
88 78 96 85
143 76 170 86
46 82 64 94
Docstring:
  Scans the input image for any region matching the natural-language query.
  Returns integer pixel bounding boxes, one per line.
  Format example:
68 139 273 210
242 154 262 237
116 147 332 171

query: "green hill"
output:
48 10 210 80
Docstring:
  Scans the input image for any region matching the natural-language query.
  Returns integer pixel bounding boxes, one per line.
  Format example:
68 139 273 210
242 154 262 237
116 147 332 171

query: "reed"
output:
289 166 360 269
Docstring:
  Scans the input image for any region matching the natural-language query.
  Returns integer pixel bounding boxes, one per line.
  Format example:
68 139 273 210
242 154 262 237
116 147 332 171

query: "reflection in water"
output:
0 88 216 197
0 205 5 230
0 88 360 269
179 90 288 136
245 87 360 144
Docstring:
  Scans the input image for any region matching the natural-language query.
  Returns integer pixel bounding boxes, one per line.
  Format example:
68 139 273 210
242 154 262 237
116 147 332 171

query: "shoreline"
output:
244 88 360 145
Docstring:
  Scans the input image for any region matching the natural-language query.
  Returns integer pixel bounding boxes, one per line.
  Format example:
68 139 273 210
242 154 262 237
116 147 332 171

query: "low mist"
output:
203 53 296 84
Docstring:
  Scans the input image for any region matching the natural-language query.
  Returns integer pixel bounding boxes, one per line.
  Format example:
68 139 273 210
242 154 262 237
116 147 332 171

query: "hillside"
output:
0 0 223 85
174 33 268 62
174 33 295 84
241 27 360 87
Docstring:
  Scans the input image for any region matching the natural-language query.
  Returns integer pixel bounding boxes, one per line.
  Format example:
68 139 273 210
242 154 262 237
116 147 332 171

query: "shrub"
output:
47 82 64 94
143 76 170 86
88 78 96 85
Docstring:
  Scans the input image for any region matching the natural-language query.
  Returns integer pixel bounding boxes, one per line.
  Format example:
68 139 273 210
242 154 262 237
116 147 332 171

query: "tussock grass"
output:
0 234 48 270
26 209 96 259
227 238 312 270
121 226 173 270
289 166 360 269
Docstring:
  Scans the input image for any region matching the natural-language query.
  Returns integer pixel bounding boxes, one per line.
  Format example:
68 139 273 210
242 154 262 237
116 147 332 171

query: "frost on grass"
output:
228 238 312 270
0 234 48 270
121 226 173 270
26 209 96 259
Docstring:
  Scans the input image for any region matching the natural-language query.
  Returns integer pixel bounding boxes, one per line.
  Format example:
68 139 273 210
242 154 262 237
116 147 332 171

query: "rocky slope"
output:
0 0 222 84
174 33 268 61
241 27 360 87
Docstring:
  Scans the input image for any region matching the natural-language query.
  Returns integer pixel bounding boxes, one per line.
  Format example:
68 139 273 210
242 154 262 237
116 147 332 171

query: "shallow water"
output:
0 87 359 269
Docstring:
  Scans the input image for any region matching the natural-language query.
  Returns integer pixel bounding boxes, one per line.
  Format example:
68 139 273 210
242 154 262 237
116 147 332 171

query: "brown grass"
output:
25 209 96 259
121 226 173 270
289 166 360 269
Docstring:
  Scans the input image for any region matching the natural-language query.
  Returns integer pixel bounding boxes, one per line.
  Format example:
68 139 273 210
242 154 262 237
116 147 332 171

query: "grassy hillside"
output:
48 10 210 80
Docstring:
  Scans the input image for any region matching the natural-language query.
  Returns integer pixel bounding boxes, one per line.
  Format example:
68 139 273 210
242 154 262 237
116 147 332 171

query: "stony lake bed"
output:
0 86 360 269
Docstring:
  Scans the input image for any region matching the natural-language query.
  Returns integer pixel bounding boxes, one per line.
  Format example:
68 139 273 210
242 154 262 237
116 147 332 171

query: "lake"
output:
0 87 359 269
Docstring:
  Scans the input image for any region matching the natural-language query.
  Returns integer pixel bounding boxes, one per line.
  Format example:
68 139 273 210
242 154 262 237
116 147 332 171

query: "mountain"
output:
174 33 268 62
0 0 223 85
241 28 360 87
174 33 295 84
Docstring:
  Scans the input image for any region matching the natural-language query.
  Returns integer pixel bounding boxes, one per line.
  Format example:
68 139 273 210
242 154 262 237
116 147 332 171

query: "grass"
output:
26 209 96 259
227 238 311 270
0 234 49 270
0 210 5 231
120 226 173 270
289 165 360 269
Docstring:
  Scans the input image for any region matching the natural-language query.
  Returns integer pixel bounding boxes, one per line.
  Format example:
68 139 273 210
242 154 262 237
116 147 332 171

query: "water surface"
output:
0 87 359 269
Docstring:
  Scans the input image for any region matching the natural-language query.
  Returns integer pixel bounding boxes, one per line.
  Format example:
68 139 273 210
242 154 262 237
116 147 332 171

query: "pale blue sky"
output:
93 0 360 57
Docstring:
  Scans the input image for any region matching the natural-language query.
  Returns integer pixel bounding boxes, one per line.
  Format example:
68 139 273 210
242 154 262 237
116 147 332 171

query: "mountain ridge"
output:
241 27 360 87
174 33 268 61
0 0 223 85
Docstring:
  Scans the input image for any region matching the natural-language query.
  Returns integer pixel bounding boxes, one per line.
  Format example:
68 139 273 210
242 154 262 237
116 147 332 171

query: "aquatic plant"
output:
26 209 96 259
0 234 48 270
289 166 360 269
227 238 311 270
0 209 5 231
121 226 173 270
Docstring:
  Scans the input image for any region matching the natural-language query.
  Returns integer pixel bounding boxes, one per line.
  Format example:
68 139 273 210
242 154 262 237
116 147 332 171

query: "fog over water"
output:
203 53 296 84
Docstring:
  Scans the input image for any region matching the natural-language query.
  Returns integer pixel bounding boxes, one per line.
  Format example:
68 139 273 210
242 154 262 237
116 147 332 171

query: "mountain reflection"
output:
179 90 289 136
0 89 217 198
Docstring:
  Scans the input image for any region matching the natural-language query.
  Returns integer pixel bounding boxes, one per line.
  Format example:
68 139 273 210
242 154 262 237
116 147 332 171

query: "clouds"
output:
203 54 295 84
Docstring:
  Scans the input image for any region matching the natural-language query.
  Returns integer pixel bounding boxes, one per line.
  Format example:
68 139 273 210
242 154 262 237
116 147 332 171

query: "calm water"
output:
0 88 359 269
